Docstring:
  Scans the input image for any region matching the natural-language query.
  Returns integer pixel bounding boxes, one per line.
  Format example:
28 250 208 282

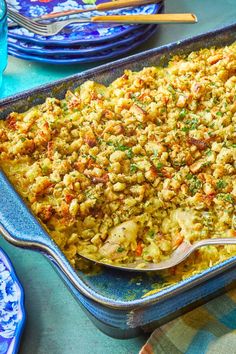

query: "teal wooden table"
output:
1 1 235 353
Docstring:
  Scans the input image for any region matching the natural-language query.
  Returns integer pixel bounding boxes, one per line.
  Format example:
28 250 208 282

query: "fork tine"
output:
8 10 48 33
8 9 87 36
8 9 37 21
10 22 47 35
8 10 48 29
9 17 47 34
8 8 87 36
8 12 48 35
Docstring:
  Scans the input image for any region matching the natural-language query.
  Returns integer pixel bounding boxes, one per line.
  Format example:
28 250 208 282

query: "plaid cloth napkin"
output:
140 288 236 354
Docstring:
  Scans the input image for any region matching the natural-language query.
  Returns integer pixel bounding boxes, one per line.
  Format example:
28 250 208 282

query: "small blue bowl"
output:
0 247 26 354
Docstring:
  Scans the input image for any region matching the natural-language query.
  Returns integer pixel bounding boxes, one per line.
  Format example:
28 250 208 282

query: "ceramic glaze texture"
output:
8 0 160 44
0 248 25 354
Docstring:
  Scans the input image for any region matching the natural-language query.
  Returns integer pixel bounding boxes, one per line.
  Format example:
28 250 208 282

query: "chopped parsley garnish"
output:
225 195 234 203
97 137 103 144
126 148 133 159
187 117 199 129
42 166 49 174
89 155 96 161
153 150 158 157
62 102 68 111
179 108 187 119
188 175 202 195
201 161 211 168
181 127 189 133
173 160 186 167
130 94 146 108
186 173 193 180
148 230 155 238
117 247 125 253
20 137 26 142
206 149 212 156
85 191 97 200
217 193 234 204
181 117 199 132
168 85 176 97
156 162 163 170
216 180 227 189
114 144 132 157
116 144 129 151
130 164 138 173
108 143 133 159
216 111 223 117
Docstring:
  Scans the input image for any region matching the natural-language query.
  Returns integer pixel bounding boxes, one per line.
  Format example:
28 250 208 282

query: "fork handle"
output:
96 0 162 11
40 0 161 20
92 14 198 24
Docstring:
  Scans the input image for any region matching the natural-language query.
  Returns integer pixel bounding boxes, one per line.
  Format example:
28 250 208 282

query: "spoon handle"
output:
96 0 162 11
40 0 162 20
92 13 198 24
193 237 236 250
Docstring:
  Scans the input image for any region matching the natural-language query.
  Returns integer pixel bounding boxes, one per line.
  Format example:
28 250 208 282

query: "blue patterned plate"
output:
8 24 155 56
8 24 157 64
8 0 161 46
0 248 25 354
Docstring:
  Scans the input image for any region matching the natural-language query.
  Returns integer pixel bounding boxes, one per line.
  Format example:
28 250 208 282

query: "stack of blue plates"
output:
7 0 163 64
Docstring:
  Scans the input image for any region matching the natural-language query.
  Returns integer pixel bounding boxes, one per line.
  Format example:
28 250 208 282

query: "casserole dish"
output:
0 23 236 339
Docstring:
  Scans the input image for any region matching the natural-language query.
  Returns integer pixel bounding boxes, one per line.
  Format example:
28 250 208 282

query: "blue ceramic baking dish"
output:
1 23 236 339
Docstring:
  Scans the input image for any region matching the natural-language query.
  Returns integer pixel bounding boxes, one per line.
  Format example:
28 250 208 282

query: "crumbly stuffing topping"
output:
0 43 235 270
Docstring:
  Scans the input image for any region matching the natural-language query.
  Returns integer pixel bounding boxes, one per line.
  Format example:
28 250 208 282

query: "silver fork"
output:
79 237 236 272
8 9 89 36
8 9 197 37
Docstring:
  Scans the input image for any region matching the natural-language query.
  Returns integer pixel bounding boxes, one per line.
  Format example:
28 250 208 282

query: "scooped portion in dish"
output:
0 42 235 270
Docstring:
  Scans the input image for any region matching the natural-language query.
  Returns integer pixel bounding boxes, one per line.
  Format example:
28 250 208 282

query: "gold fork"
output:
8 9 198 37
40 0 163 20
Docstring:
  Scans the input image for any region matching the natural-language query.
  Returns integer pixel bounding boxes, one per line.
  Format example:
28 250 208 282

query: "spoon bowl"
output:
79 238 236 272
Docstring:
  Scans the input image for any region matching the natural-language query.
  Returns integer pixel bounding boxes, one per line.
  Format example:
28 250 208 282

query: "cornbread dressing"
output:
0 43 235 280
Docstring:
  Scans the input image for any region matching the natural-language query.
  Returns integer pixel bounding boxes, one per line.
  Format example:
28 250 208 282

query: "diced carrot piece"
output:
231 230 236 237
65 194 74 204
172 233 184 248
135 242 143 257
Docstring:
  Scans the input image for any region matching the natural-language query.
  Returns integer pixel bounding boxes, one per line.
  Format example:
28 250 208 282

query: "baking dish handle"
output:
0 171 91 297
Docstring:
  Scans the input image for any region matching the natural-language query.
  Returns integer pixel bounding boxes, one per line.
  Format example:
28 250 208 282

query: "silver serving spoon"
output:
79 237 236 272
